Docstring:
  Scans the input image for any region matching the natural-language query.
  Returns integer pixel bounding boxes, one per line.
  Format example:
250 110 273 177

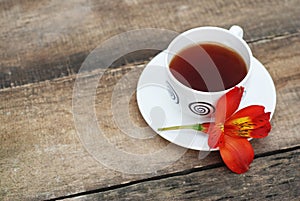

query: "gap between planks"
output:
46 145 300 201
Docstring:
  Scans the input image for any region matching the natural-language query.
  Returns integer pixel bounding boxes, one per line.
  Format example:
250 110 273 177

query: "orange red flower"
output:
158 86 272 174
203 87 271 173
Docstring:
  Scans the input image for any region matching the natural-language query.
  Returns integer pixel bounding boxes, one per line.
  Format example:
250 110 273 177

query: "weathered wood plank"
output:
0 0 299 88
68 149 300 201
0 33 299 200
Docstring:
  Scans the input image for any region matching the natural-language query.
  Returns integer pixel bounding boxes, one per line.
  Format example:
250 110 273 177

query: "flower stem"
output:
157 124 203 132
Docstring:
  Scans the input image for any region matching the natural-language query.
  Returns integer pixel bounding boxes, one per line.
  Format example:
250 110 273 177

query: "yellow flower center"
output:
217 123 224 132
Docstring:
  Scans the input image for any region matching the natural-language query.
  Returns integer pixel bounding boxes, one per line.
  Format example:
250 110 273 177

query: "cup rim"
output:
165 26 253 95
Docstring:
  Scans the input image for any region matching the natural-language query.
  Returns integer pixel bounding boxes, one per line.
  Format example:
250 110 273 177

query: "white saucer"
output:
136 51 276 151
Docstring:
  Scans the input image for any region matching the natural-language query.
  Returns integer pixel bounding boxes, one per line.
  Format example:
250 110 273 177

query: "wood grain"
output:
0 0 299 88
63 149 300 201
1 0 300 200
1 33 299 200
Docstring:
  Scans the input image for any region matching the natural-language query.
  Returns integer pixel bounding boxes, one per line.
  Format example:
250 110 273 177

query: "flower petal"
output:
224 105 271 138
215 87 244 124
226 105 268 123
219 135 254 174
207 125 223 148
226 112 271 130
200 122 222 149
225 122 271 138
246 122 271 138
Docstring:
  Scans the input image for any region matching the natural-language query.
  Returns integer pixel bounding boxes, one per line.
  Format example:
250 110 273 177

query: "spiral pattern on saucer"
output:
166 81 179 104
189 102 215 116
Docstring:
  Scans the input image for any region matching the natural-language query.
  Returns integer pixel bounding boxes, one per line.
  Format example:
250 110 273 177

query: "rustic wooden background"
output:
0 0 299 200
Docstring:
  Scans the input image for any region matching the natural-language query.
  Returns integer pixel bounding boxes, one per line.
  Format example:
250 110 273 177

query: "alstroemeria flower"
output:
158 86 271 174
204 86 271 173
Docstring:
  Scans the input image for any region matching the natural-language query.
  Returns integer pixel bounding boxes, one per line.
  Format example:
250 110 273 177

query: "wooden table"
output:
1 0 299 200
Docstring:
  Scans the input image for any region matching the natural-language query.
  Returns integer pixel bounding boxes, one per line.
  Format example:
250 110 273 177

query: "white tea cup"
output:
165 25 253 119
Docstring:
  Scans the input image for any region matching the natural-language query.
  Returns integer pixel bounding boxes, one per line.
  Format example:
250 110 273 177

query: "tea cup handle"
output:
229 25 243 38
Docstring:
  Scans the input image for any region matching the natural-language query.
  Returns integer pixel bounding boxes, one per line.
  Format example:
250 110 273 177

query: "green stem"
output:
157 124 203 132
